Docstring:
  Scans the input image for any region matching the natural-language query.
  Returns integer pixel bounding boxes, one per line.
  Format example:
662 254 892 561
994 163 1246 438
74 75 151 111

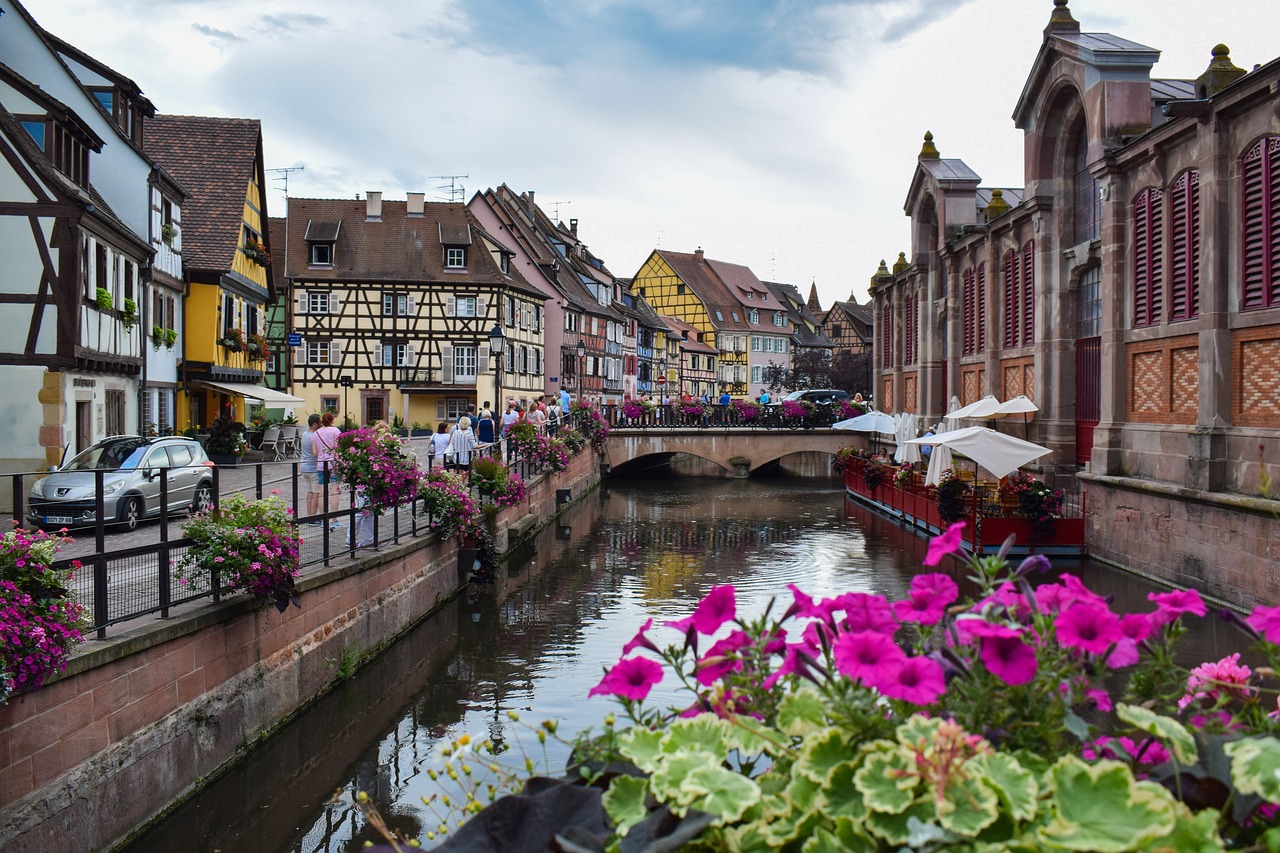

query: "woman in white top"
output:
429 422 451 469
446 416 477 473
526 404 547 432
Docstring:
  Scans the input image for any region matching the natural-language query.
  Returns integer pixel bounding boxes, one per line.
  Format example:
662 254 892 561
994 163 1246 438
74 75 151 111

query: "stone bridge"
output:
603 428 868 477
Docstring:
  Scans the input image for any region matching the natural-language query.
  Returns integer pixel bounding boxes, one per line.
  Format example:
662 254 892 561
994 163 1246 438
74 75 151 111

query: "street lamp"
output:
488 323 505 410
576 337 586 401
338 375 353 427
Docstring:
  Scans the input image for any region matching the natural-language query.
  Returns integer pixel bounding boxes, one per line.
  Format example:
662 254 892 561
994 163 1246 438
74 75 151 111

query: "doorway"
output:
363 394 387 427
75 401 92 453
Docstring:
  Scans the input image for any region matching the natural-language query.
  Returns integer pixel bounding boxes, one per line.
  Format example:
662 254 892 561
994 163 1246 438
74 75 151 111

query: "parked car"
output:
771 389 853 407
27 436 216 531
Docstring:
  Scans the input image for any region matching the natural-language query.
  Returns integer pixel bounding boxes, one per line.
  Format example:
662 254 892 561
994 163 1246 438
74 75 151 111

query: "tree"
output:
762 349 872 398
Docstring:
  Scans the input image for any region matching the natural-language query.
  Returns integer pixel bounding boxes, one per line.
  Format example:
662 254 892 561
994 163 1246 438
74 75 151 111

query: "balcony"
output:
397 367 442 389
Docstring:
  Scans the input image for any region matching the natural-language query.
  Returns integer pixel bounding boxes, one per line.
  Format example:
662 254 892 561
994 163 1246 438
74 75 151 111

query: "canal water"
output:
122 471 1251 852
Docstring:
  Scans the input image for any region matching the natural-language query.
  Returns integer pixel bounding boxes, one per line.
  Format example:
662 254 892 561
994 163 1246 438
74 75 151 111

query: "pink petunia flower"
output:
762 644 812 690
876 655 946 705
695 630 752 686
1248 604 1280 644
1086 688 1113 712
1107 638 1141 669
588 656 664 701
976 582 1030 619
691 585 737 635
893 573 959 626
981 630 1038 686
1148 589 1206 625
621 618 660 656
832 592 899 635
924 522 966 567
1056 601 1122 655
784 584 822 621
832 629 906 686
1178 653 1253 710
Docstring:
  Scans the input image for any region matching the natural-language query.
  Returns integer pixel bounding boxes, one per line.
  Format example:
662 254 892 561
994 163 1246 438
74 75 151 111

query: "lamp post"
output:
488 323 505 411
338 375 353 427
576 337 586 403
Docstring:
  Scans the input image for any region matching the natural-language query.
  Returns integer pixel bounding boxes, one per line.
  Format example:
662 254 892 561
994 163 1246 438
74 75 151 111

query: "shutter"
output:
1170 175 1188 320
962 268 974 355
977 262 987 353
477 297 487 318
436 399 447 419
446 297 456 317
478 344 490 374
1150 190 1165 324
1242 139 1268 309
407 295 417 315
1022 242 1035 345
330 341 343 365
173 222 182 252
404 344 416 366
1003 249 1019 348
295 290 308 315
441 343 454 383
1269 138 1280 307
296 341 308 365
1189 170 1201 317
330 293 342 316
372 340 384 366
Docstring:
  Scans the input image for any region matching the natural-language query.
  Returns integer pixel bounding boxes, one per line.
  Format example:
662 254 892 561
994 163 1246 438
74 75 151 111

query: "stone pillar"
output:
1089 167 1128 476
38 371 65 468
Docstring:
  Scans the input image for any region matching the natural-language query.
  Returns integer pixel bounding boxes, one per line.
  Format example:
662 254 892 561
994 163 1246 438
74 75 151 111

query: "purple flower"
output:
1057 602 1122 655
833 629 906 686
924 522 966 567
876 655 946 705
1148 589 1206 625
588 656 664 701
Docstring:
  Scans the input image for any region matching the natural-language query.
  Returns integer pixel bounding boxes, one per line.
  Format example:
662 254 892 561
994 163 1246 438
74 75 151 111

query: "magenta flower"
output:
893 573 959 626
621 618 660 656
976 582 1030 619
784 583 823 620
833 629 906 686
981 631 1038 686
1107 638 1141 668
1148 588 1206 625
1087 688 1113 712
588 656 664 701
1056 601 1122 655
924 522 966 567
1119 613 1154 643
833 592 899 635
691 585 737 635
695 630 752 686
1246 604 1280 644
876 655 946 705
762 644 814 690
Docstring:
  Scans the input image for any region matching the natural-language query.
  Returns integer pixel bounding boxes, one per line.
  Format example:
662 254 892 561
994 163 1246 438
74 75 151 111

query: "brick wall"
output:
903 372 917 413
0 451 600 852
1000 357 1033 402
1126 335 1199 424
961 367 984 405
881 377 893 413
1233 325 1280 428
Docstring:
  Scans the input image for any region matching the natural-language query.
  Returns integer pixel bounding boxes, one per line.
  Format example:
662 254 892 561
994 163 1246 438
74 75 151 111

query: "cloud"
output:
191 22 244 44
257 13 331 34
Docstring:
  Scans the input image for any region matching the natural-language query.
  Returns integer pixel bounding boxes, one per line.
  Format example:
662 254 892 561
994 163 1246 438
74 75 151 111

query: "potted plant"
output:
332 424 421 515
246 332 270 359
93 287 113 311
205 414 247 466
0 527 84 704
152 325 166 350
221 328 245 353
160 222 176 246
164 328 178 349
935 467 971 523
862 455 887 491
243 237 271 267
121 298 139 329
180 494 301 612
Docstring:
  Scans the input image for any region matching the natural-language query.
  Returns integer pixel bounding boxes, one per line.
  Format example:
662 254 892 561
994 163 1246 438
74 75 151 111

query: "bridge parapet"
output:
604 428 866 477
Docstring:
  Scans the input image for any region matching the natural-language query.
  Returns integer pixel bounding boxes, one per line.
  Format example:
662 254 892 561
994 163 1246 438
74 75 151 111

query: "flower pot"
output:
208 452 240 467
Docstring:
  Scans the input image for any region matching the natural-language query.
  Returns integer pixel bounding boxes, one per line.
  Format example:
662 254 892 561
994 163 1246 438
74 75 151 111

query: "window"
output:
690 355 699 371
591 317 599 336
310 243 333 265
1132 188 1164 327
504 296 515 326
456 296 478 317
505 347 514 372
383 294 412 316
1241 137 1280 310
751 365 762 383
832 323 843 339
749 309 759 324
1077 267 1102 338
1169 170 1201 321
519 345 529 373
105 390 125 437
677 283 686 295
499 254 510 275
533 305 542 330
1073 125 1100 244
20 119 46 151
714 310 724 322
731 311 740 322
445 247 466 268
976 262 987 353
222 293 237 337
445 398 470 420
454 346 477 381
773 312 786 327
881 302 893 369
307 291 331 314
92 89 114 115
306 341 331 364
321 397 339 413
382 343 409 366
1003 249 1021 349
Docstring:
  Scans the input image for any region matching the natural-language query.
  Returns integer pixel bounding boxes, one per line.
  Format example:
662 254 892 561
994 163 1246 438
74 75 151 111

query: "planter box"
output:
208 452 240 468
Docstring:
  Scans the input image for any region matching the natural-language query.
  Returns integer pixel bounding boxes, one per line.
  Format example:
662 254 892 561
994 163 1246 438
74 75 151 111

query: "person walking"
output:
446 415 477 479
559 387 570 416
476 407 496 447
526 402 547 432
429 422 451 469
300 414 322 523
313 412 343 525
759 390 770 405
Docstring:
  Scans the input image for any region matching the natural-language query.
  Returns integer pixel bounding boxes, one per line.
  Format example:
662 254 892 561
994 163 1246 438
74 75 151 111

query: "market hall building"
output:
869 0 1280 605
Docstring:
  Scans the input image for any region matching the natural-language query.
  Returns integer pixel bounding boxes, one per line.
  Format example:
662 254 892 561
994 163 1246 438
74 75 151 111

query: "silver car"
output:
27 436 216 531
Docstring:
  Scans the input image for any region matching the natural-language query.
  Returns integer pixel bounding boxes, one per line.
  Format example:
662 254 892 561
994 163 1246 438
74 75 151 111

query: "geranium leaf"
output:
1225 737 1280 803
664 716 730 760
683 763 762 824
601 774 650 837
1117 703 1198 764
650 748 720 810
618 727 665 774
1037 756 1177 851
854 749 917 813
796 728 852 785
864 799 935 845
817 762 866 820
1145 806 1224 853
802 818 879 853
936 774 1000 836
976 752 1039 824
725 715 781 757
778 687 828 737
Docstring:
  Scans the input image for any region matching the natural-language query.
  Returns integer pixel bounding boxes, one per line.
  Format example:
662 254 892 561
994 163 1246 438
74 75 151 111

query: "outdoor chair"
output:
279 425 300 458
259 427 285 461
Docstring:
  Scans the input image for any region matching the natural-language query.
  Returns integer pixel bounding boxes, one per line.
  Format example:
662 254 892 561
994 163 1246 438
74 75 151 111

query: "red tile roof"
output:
656 250 753 332
145 115 266 274
660 315 718 355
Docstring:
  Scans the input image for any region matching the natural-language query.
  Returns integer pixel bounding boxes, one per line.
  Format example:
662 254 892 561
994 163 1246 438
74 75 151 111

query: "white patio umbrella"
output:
991 394 1039 438
949 394 1003 420
908 426 1051 480
924 398 962 487
894 413 921 464
833 409 897 456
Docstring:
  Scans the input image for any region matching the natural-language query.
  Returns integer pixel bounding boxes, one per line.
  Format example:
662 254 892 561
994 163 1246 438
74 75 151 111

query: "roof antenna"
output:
428 174 469 203
546 200 572 221
267 165 305 199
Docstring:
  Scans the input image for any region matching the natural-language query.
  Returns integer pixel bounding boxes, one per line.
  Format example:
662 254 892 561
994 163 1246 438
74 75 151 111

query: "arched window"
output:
962 267 976 356
1241 137 1280 310
1132 188 1164 327
1169 170 1200 320
1073 126 1100 244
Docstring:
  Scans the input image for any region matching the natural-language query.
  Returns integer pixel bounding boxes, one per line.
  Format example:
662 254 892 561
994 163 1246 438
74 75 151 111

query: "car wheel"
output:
119 496 143 532
191 483 214 516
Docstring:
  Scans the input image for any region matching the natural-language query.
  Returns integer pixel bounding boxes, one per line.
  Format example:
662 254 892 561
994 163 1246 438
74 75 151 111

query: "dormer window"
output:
446 247 466 269
749 309 759 324
310 243 333 266
500 253 510 275
20 118 47 151
304 220 341 267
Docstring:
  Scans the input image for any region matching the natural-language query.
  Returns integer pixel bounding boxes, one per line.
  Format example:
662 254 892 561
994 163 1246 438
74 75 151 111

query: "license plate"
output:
44 516 74 525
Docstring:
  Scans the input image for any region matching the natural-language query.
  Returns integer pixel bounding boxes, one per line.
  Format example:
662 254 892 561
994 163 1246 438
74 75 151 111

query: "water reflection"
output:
123 472 1252 852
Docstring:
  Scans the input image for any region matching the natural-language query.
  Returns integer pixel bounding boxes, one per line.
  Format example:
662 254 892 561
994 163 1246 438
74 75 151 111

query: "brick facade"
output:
1233 325 1280 427
1125 335 1199 424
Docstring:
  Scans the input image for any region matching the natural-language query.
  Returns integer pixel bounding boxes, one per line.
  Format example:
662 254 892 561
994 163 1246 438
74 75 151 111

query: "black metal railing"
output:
598 403 849 431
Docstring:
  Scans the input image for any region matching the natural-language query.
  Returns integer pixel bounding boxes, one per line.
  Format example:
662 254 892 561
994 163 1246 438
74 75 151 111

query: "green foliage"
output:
1037 757 1179 850
94 286 113 311
1117 703 1198 764
121 298 138 328
1225 737 1280 803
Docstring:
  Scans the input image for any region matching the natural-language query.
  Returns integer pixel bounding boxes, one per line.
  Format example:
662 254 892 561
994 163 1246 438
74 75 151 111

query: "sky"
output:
24 0 1277 309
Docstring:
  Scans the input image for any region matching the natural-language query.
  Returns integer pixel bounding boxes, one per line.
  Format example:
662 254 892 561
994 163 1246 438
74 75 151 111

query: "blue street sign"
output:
287 332 302 347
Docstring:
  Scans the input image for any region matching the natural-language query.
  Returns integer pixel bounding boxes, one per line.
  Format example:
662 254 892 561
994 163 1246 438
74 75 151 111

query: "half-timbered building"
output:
283 194 546 426
144 165 186 435
146 115 285 429
660 316 718 399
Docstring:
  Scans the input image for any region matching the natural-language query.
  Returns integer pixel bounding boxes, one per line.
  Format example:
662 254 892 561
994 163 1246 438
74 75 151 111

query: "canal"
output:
122 471 1250 851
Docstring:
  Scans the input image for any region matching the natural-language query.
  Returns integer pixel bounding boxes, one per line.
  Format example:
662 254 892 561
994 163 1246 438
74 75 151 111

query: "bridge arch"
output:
604 430 869 478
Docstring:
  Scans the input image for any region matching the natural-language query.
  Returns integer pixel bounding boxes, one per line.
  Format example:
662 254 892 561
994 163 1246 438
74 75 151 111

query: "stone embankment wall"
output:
1080 473 1280 609
0 451 600 852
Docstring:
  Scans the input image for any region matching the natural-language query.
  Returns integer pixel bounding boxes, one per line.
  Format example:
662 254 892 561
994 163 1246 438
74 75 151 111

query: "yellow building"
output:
146 116 295 428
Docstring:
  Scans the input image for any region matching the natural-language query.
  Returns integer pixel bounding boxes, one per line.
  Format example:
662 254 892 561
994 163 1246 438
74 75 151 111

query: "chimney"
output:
569 218 579 237
694 247 705 263
406 192 425 217
366 191 382 222
527 190 535 209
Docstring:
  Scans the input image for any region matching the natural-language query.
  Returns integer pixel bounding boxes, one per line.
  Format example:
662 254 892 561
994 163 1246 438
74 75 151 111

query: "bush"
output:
181 494 301 612
936 468 972 523
333 425 420 514
418 469 481 539
0 525 84 703
569 400 610 451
